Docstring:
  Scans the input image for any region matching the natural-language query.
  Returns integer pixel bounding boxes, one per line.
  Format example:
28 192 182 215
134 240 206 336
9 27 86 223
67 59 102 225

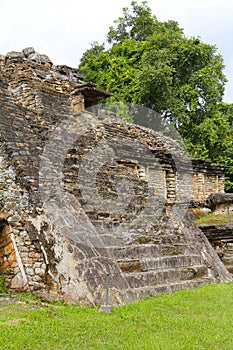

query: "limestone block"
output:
11 272 26 289
4 242 13 256
34 268 45 276
5 51 24 60
26 268 34 276
22 47 35 57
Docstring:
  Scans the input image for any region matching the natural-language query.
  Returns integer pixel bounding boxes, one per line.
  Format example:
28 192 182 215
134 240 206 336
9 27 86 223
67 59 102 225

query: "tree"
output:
107 1 157 43
78 1 233 188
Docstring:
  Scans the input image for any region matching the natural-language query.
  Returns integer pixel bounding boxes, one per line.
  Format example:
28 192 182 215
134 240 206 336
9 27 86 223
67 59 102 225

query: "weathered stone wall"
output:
0 48 232 305
191 160 225 204
3 49 81 116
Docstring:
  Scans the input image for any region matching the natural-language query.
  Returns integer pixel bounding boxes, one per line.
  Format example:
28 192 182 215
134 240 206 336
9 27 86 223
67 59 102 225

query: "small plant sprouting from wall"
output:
0 275 6 294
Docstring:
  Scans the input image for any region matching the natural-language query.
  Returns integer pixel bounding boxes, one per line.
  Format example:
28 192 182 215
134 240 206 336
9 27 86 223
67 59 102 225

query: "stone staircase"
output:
105 237 217 303
83 210 233 304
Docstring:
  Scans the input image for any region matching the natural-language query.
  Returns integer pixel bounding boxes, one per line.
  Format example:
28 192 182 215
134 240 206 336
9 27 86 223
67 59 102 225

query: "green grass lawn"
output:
0 283 233 350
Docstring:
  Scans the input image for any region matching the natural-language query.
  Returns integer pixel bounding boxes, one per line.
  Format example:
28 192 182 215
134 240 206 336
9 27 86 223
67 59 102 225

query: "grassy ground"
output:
195 212 233 225
0 283 233 350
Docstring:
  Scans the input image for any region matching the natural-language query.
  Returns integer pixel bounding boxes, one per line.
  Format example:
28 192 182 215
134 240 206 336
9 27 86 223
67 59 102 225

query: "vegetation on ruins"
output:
78 1 233 189
195 211 233 225
1 283 233 349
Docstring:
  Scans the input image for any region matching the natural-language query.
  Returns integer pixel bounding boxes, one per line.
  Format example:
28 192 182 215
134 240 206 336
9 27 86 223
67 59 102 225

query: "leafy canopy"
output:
78 1 233 189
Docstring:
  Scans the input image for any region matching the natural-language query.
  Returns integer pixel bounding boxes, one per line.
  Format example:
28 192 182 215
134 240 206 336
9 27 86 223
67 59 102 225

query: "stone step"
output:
117 277 215 303
160 236 183 244
98 232 161 246
97 234 126 247
108 243 203 260
122 265 209 288
108 244 161 260
159 243 202 256
117 255 203 273
98 231 191 246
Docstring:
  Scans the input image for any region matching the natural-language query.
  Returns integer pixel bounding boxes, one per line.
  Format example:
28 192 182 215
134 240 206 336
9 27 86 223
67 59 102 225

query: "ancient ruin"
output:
0 48 232 305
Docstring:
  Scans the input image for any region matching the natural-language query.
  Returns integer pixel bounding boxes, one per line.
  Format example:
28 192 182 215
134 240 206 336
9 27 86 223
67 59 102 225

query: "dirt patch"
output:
0 318 28 325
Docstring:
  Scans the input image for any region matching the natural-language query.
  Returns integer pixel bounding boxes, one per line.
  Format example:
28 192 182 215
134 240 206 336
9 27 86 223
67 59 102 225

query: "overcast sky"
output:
1 0 232 102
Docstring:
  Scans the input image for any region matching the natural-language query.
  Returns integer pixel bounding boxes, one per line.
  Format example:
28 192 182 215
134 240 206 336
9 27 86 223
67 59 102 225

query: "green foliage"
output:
0 276 6 294
185 112 233 161
107 1 157 44
78 1 233 189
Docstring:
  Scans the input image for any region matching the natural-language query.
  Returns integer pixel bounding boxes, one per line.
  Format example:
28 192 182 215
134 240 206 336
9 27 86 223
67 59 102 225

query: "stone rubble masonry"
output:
0 48 232 305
